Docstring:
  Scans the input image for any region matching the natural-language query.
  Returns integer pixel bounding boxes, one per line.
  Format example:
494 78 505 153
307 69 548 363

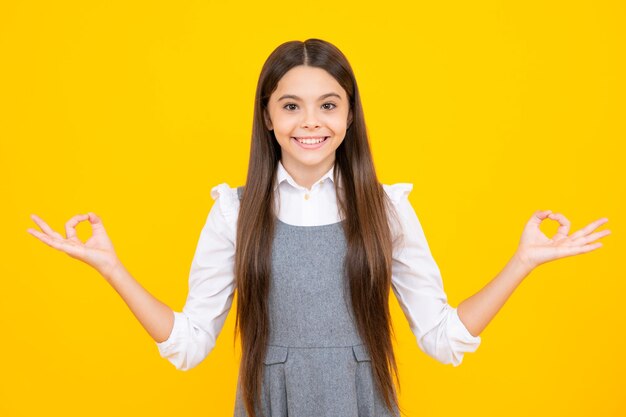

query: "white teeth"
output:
294 137 327 144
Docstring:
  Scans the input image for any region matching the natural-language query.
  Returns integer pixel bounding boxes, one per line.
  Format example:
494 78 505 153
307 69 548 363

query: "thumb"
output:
529 209 552 226
87 212 106 231
87 212 101 223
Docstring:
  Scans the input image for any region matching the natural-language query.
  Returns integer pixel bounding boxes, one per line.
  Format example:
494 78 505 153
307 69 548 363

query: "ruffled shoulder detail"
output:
209 183 241 232
382 182 414 205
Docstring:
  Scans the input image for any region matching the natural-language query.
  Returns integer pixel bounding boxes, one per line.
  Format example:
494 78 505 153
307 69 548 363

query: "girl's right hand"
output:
27 212 121 279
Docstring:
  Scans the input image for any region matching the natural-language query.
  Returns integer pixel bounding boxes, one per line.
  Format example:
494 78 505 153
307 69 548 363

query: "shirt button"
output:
304 193 310 200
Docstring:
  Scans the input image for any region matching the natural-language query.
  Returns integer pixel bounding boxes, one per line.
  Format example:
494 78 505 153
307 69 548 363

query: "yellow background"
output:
2 1 624 416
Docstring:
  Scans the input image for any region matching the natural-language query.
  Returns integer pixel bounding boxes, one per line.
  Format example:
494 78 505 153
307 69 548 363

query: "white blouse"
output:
156 161 481 371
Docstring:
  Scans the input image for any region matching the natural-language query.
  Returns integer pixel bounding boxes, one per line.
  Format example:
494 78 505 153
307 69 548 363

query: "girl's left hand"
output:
514 210 611 271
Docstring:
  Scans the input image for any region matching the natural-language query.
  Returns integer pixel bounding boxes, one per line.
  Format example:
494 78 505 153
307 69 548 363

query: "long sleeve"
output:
383 183 481 367
155 183 239 371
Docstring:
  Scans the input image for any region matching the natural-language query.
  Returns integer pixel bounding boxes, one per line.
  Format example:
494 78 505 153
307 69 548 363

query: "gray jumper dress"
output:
233 186 400 417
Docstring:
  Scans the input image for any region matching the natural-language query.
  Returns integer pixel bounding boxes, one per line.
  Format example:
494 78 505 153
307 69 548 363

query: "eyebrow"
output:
277 92 342 102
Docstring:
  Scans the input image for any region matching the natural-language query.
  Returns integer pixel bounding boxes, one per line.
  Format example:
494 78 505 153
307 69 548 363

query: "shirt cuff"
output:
156 311 186 357
448 307 481 366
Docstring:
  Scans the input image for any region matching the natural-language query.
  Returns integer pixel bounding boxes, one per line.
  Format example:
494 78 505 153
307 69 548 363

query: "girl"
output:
27 39 611 417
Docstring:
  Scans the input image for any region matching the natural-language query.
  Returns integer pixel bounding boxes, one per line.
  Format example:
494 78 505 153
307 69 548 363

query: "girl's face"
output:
265 65 353 177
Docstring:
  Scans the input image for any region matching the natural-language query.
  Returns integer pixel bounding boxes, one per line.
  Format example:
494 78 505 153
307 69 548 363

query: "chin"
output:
288 153 332 165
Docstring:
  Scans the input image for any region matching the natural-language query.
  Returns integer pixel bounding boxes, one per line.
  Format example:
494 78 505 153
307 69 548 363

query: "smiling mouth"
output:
292 136 329 144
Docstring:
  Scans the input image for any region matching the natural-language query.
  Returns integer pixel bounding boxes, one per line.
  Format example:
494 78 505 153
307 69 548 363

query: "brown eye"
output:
322 103 337 110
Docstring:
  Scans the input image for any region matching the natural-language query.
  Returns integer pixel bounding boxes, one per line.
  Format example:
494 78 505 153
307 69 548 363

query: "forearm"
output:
456 253 534 337
102 261 175 344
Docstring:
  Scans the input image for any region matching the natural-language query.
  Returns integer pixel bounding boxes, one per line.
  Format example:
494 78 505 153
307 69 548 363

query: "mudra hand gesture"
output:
27 212 120 279
514 209 611 271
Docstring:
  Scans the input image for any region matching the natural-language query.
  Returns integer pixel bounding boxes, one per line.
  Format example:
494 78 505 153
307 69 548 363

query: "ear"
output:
264 109 273 131
347 108 353 128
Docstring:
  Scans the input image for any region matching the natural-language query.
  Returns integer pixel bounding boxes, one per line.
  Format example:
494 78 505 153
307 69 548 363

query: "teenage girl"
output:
27 39 611 417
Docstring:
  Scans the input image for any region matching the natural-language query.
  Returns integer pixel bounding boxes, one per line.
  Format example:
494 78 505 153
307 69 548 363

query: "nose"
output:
301 109 322 129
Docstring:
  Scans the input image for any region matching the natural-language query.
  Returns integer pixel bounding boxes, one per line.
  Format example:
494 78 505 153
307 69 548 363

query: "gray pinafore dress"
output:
233 186 400 417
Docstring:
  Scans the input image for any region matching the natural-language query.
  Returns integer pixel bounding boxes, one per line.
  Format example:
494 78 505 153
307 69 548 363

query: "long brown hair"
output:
233 38 405 417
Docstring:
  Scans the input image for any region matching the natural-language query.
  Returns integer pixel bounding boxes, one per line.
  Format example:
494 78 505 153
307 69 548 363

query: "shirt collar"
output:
274 160 339 191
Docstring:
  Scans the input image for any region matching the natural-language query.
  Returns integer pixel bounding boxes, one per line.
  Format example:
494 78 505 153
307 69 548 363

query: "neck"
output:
281 158 335 191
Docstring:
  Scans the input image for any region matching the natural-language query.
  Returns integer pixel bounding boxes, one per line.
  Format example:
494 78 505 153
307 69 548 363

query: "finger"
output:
28 227 84 258
27 228 66 250
562 242 603 257
27 228 55 248
65 213 90 240
569 217 610 240
547 212 571 240
30 214 65 240
572 228 611 246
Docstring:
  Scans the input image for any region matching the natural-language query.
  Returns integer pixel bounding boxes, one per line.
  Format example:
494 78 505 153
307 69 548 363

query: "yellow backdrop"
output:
2 1 624 416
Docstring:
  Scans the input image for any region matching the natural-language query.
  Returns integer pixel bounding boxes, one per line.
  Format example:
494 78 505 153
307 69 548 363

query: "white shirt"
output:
156 161 481 371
